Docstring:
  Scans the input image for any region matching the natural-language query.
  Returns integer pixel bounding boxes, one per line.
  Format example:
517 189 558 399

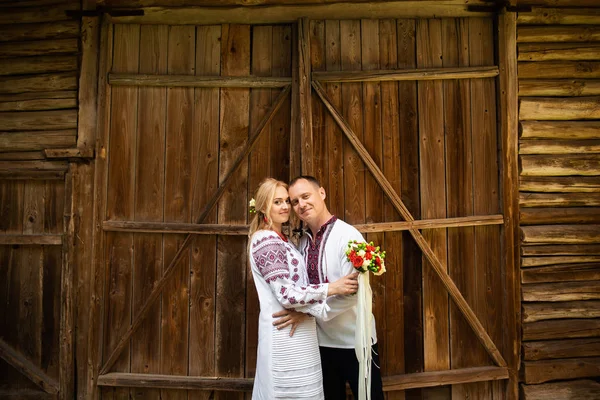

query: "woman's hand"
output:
272 309 309 336
327 271 359 296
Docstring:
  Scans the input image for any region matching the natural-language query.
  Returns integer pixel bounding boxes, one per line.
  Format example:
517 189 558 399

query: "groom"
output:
273 176 384 400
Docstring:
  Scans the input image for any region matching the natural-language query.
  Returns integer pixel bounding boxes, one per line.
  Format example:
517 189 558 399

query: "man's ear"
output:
319 187 326 200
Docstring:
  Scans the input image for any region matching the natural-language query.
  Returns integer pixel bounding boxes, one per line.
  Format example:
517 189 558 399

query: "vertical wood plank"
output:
162 24 194 400
21 182 45 368
104 23 140 400
189 24 221 400
246 24 272 382
71 161 96 399
380 18 405 400
130 24 167 400
396 19 423 400
310 20 327 186
89 20 113 400
442 17 482 400
271 25 292 183
77 14 100 150
217 23 250 400
498 11 520 400
416 18 450 400
340 19 365 225
44 180 64 380
325 20 344 217
361 17 387 376
469 16 503 399
299 17 314 175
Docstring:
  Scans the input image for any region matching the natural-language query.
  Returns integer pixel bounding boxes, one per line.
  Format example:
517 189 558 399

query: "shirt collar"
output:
306 215 337 239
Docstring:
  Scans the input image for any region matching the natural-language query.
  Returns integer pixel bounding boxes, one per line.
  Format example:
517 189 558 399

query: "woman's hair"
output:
248 177 292 239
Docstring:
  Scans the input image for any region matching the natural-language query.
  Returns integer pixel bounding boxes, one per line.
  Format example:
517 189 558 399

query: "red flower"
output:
352 255 364 267
367 245 376 252
375 257 381 266
366 252 373 260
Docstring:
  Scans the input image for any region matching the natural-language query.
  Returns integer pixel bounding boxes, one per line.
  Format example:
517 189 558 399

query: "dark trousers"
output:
319 344 384 400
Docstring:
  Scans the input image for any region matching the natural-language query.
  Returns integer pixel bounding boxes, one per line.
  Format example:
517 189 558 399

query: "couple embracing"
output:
248 176 384 400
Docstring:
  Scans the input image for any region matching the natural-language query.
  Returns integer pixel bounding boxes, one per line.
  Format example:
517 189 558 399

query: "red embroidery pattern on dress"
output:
253 239 289 283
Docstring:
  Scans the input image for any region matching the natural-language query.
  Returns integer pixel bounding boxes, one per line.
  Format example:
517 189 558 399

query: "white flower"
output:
362 258 371 268
249 198 256 208
357 249 366 257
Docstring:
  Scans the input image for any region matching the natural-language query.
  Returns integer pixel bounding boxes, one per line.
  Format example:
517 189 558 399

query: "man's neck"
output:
308 212 333 237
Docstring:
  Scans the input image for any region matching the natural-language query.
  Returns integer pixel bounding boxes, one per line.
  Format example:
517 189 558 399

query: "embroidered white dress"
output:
249 230 329 400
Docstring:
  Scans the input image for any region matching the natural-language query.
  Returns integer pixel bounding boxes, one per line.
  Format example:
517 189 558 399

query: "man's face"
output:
288 179 326 226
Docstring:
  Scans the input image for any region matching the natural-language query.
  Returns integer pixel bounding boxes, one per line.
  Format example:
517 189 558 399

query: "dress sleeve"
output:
252 234 329 317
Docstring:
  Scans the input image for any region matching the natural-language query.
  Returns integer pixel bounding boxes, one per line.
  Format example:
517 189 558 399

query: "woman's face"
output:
269 186 291 225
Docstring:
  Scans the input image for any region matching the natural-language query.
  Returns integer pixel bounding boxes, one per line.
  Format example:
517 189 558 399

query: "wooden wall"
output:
0 1 82 399
516 5 600 399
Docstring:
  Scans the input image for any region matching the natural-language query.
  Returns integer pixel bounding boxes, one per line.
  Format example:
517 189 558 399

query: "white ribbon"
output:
355 271 372 400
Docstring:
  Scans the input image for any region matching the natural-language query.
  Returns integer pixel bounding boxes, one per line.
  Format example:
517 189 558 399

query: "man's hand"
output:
272 309 309 337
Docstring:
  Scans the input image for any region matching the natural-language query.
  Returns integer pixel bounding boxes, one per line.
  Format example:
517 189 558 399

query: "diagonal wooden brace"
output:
99 85 291 375
0 338 59 394
312 80 506 368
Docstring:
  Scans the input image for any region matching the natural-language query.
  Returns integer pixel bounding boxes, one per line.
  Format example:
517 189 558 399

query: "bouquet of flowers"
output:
346 240 386 276
345 240 386 400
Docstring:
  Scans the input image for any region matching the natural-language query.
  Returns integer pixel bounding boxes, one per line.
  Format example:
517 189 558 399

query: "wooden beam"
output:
0 234 62 245
521 244 600 256
523 301 600 323
0 55 77 76
312 79 507 368
313 66 498 82
0 38 78 58
523 337 600 360
521 379 600 400
0 20 79 42
0 338 59 394
518 61 600 79
522 256 600 267
109 73 291 88
520 155 600 177
523 318 600 341
519 97 600 120
518 43 600 62
44 148 95 159
99 85 291 376
298 17 313 175
522 281 600 302
520 176 600 193
0 109 77 131
519 79 600 97
522 357 600 384
102 214 504 235
0 130 76 152
519 139 600 155
107 2 493 25
0 73 78 94
97 373 253 391
518 7 600 25
517 25 600 42
0 4 73 25
521 263 600 284
96 366 508 392
383 366 508 391
0 97 77 112
521 225 600 244
498 10 520 400
520 207 600 225
520 121 600 139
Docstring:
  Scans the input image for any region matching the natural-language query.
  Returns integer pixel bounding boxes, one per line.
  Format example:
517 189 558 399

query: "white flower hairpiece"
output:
249 198 256 214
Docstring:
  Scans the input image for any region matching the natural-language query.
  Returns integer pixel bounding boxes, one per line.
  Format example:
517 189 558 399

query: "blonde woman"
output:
248 178 358 400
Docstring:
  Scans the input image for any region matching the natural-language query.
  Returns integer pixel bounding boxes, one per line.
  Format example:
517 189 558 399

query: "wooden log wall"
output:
0 1 84 399
517 5 600 399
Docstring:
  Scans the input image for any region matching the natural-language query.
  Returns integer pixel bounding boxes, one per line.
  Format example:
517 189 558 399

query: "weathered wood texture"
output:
521 379 600 400
0 180 65 395
0 3 81 156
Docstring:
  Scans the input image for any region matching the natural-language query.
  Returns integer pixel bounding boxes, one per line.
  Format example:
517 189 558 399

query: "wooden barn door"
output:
94 22 293 399
308 17 510 399
93 16 514 400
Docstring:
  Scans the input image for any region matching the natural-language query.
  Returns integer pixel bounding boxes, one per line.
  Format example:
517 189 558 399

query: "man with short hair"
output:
273 175 384 400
